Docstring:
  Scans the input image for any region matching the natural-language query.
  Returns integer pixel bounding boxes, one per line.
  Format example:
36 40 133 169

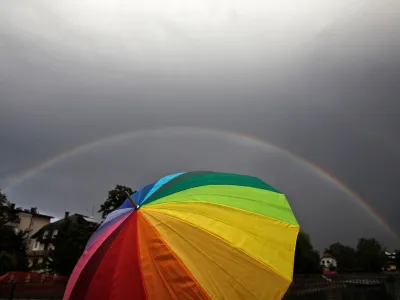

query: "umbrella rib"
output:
147 200 297 230
144 208 291 281
144 212 243 300
144 192 296 224
148 201 294 239
143 211 271 300
144 245 179 299
109 213 147 299
140 214 210 300
145 204 295 265
136 217 149 300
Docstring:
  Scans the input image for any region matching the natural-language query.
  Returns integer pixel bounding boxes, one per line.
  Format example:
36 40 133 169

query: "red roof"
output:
322 253 335 259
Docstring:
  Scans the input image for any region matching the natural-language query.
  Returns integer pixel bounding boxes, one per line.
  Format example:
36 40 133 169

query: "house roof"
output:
31 213 98 239
1 206 53 219
321 253 336 259
14 208 53 219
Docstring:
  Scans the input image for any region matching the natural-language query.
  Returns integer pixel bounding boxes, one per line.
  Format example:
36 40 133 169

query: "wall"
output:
16 212 52 251
320 258 337 268
31 216 51 237
17 212 33 234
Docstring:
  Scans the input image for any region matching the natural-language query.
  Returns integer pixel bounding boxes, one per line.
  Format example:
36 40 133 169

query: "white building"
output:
320 253 337 270
5 206 53 268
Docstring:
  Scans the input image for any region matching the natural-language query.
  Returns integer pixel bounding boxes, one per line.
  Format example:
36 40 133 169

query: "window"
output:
52 229 58 239
33 240 41 251
31 259 37 267
43 230 49 240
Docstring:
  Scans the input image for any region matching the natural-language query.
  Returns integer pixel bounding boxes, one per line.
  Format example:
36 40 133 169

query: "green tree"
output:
47 219 98 275
356 238 386 273
294 231 321 274
98 185 136 219
0 189 19 227
0 251 17 274
0 226 29 274
395 250 400 269
0 190 28 274
325 242 357 272
0 190 6 205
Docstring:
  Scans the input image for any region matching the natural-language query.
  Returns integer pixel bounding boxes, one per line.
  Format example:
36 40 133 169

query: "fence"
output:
1 272 400 299
283 274 400 300
0 272 67 300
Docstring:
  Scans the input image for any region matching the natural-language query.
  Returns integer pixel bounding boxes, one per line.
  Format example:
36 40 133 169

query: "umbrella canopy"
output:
64 171 299 300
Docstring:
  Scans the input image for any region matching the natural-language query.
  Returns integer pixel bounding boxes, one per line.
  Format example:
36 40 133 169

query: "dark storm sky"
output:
0 0 399 250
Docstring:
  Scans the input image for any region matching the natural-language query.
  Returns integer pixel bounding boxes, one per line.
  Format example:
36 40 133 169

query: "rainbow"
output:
3 126 398 239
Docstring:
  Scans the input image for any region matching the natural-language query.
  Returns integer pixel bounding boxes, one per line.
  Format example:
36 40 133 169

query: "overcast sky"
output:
1 0 399 250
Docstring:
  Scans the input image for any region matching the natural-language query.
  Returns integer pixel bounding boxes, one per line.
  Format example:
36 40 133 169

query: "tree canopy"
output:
47 219 98 275
98 185 136 219
0 190 6 205
356 238 386 273
0 189 19 227
0 227 29 274
0 191 28 274
324 238 387 273
395 250 400 269
325 242 357 272
294 231 321 274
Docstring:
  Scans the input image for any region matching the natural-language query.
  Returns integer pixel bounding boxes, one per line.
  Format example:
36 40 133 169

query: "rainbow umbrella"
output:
64 171 299 300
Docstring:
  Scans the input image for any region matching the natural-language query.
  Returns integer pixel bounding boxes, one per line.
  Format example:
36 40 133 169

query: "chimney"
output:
64 211 70 219
30 207 37 214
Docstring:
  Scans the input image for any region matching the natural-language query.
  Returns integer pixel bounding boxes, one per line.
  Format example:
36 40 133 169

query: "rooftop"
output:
322 253 336 259
14 206 53 219
31 212 99 239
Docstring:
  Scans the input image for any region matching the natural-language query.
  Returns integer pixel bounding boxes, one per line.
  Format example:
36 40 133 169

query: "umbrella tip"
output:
125 191 138 209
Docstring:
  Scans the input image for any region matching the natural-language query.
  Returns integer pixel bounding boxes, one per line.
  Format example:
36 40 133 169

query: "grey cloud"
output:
1 0 399 250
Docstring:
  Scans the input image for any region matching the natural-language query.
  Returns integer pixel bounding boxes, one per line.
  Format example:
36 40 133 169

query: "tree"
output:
0 190 6 205
395 250 400 269
325 242 357 272
0 226 29 274
356 238 386 273
294 231 321 274
0 251 17 274
0 190 19 227
0 190 28 274
47 219 98 275
98 185 136 219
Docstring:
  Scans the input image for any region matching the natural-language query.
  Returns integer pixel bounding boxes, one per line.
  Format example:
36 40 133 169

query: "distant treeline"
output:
1 187 399 276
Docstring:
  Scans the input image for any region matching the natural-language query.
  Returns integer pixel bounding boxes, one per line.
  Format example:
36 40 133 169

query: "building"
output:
6 205 53 249
385 251 397 272
7 205 53 237
30 212 98 272
320 253 337 274
4 205 54 271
